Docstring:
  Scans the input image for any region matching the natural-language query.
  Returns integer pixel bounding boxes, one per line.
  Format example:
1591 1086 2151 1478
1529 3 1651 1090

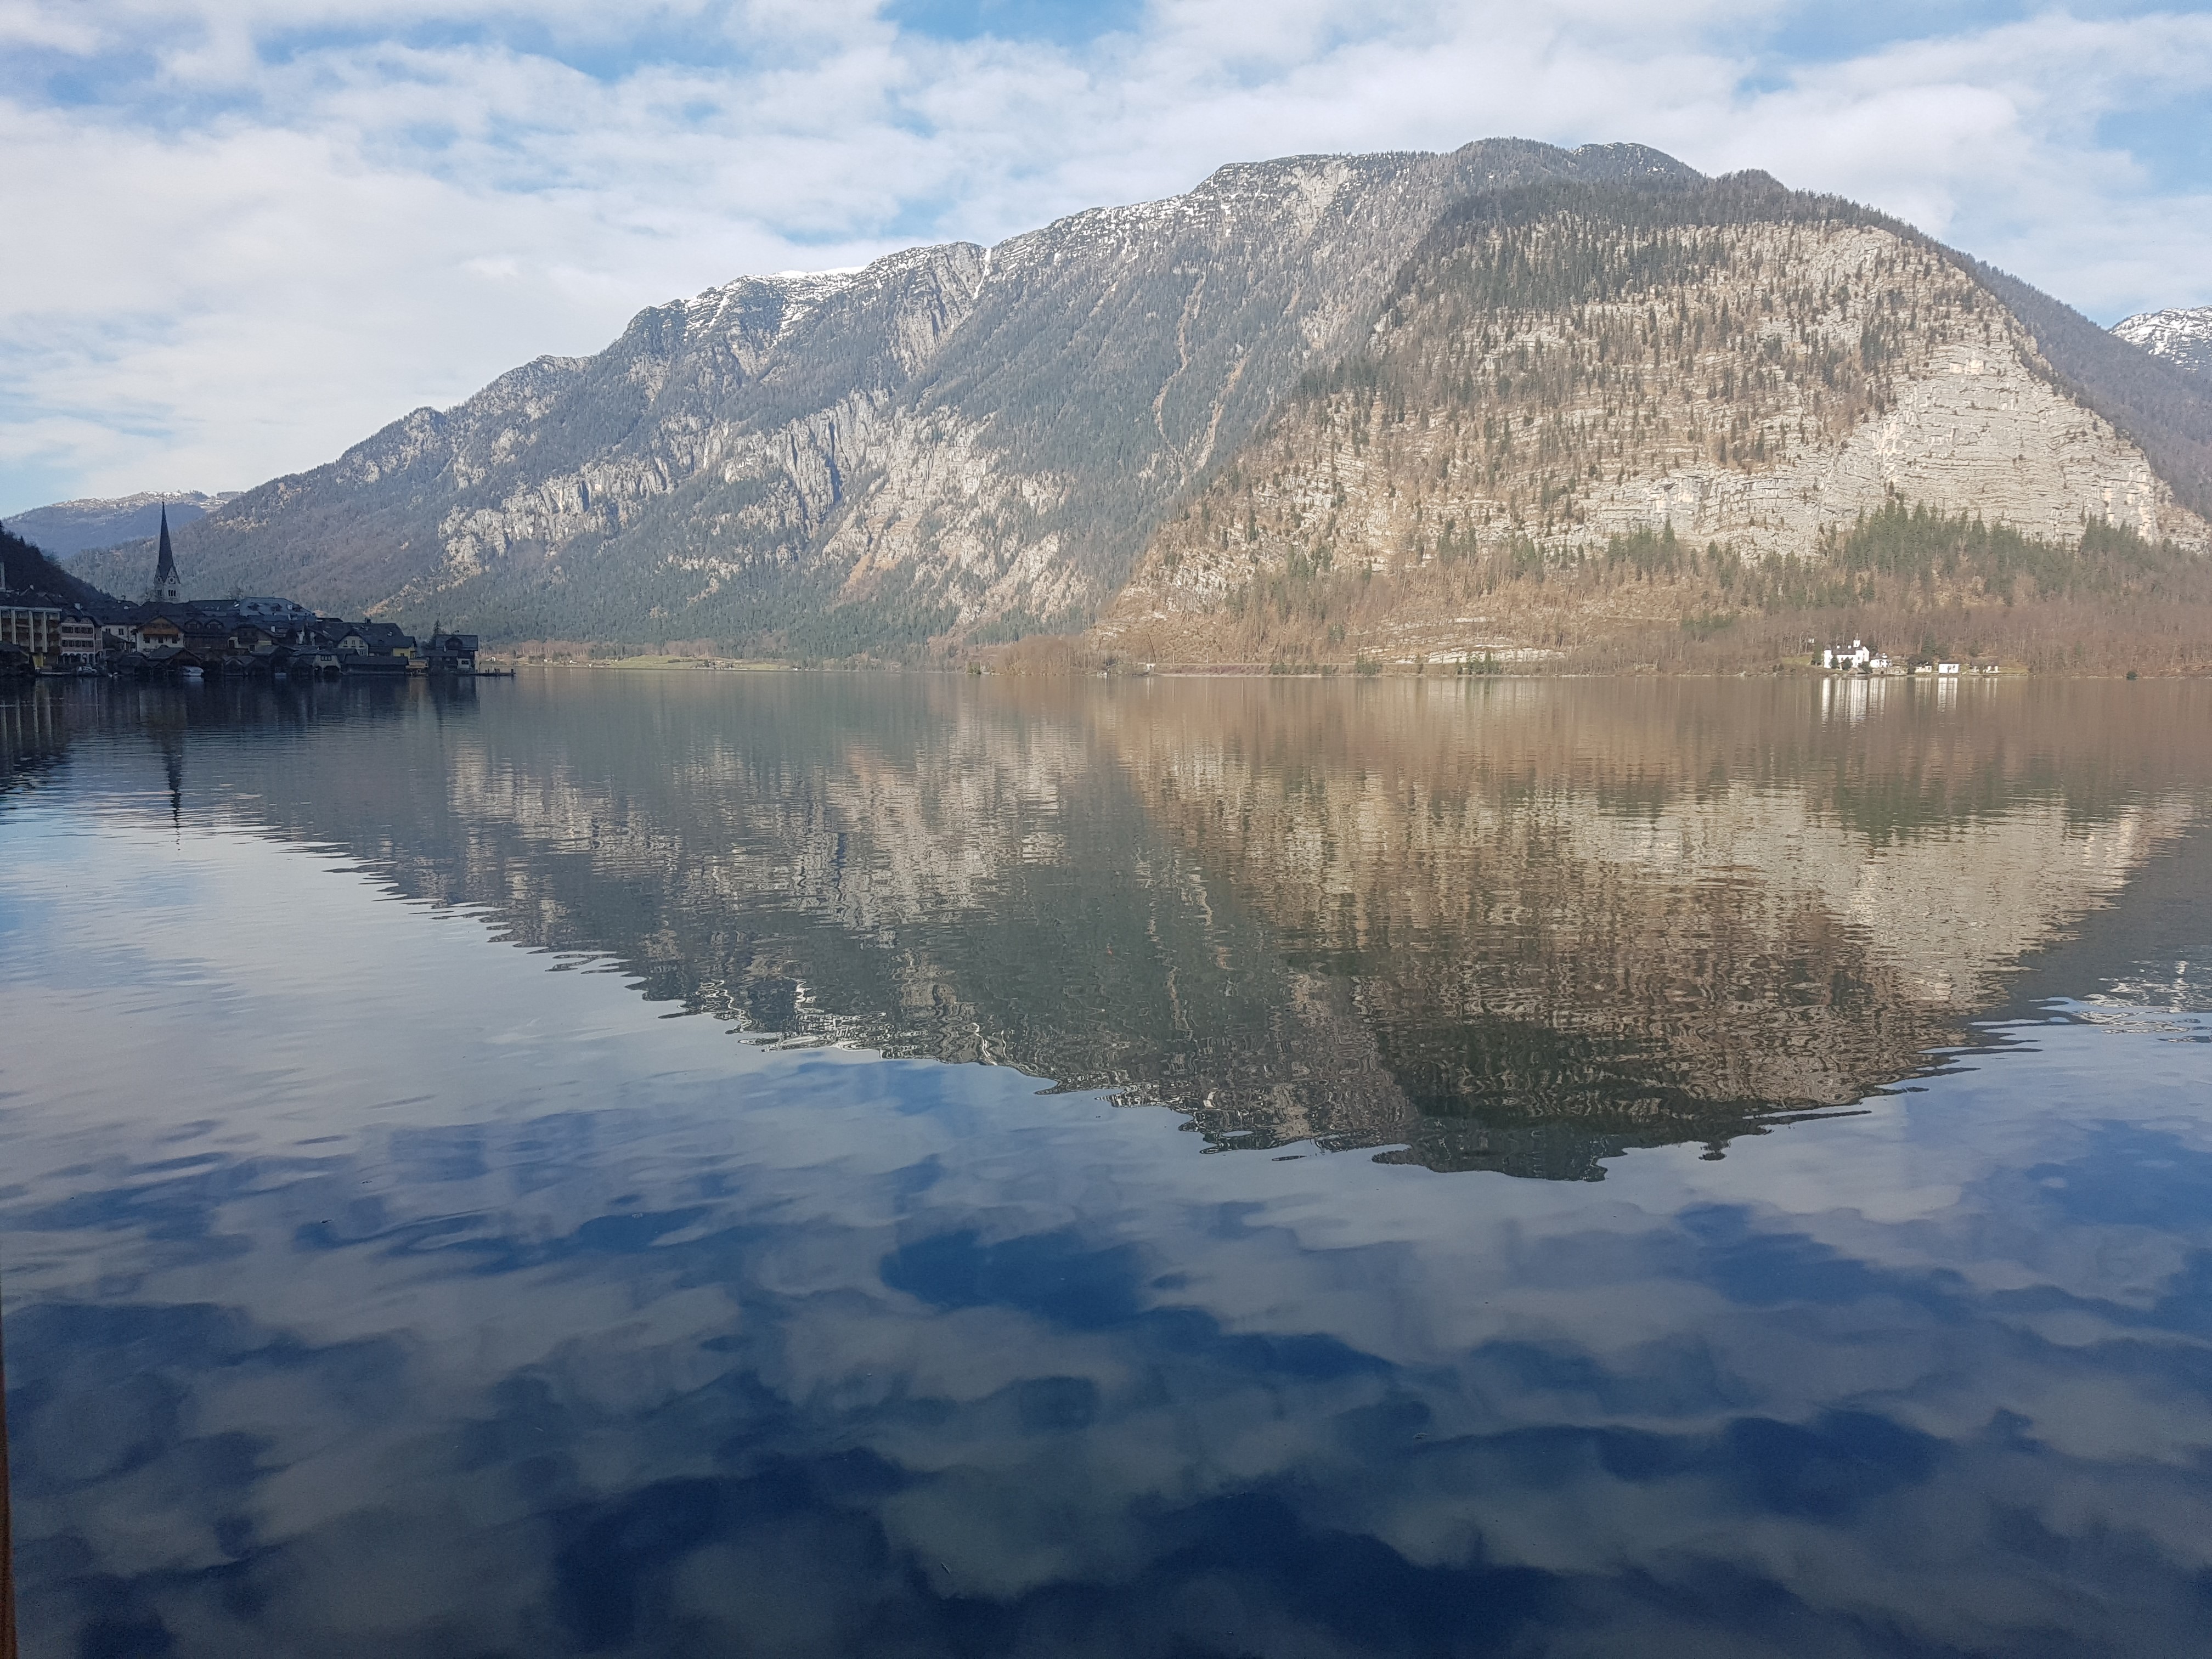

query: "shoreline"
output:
466 658 2200 680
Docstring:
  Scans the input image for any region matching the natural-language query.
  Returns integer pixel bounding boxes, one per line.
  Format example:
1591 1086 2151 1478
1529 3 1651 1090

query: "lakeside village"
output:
3 509 2008 686
1816 639 2002 678
0 507 485 682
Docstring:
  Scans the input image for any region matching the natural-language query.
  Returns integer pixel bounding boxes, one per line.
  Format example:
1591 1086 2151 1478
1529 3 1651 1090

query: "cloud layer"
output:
5 0 2211 513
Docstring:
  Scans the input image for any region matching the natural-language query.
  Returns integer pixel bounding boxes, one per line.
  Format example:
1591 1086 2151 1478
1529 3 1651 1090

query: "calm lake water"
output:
4 670 2211 1658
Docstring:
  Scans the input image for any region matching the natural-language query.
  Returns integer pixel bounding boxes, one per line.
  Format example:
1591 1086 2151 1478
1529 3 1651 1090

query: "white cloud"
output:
4 1 2211 512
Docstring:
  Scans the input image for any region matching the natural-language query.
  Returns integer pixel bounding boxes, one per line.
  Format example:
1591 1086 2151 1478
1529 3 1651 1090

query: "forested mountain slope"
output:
1101 172 2212 671
1 522 115 608
69 140 1695 652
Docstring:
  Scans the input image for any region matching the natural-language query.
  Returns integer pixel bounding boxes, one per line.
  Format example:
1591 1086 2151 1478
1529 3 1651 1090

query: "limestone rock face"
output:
87 244 995 629
72 141 1701 645
1103 182 2212 665
67 146 2212 657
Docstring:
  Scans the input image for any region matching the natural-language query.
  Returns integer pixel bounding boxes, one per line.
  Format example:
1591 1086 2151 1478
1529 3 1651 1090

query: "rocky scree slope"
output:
1101 173 2212 667
70 140 1695 650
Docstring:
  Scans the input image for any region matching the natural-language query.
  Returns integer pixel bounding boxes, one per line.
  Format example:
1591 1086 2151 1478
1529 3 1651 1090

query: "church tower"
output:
153 503 180 603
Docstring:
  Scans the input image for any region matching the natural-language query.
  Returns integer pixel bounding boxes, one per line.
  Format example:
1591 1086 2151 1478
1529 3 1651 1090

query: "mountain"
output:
2114 306 2212 375
68 140 1698 650
1099 172 2212 672
9 490 238 560
61 143 2212 662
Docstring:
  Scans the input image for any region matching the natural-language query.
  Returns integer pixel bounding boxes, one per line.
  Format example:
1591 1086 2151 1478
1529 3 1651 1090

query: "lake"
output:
3 670 2210 1658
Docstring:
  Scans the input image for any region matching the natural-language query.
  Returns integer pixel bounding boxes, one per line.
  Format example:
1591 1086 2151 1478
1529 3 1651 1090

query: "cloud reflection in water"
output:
3 679 2212 1655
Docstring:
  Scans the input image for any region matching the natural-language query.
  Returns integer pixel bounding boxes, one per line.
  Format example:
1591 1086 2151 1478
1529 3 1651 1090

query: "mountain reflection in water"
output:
4 673 2211 1658
8 672 2202 1177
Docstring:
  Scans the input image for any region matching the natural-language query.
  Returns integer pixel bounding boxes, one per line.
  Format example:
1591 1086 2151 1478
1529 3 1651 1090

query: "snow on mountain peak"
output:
2113 306 2212 374
682 266 865 338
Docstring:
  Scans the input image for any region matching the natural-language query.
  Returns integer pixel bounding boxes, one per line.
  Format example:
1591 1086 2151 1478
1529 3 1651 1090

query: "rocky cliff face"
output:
71 140 1699 647
1101 175 2212 667
67 148 2212 657
2115 307 2212 375
72 246 994 632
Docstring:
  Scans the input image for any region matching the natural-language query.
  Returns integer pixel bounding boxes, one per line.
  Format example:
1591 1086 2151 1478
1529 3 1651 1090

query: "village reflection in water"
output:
4 672 2212 1657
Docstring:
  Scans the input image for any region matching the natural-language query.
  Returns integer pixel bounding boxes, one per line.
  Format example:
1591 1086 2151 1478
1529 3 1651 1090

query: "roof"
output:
198 596 319 621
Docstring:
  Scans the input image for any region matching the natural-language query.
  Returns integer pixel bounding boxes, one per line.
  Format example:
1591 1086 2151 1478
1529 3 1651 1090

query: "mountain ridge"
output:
61 139 2212 661
67 139 1701 647
11 490 238 562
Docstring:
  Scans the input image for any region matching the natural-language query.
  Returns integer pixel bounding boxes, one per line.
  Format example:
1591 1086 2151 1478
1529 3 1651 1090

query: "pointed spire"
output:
154 502 179 601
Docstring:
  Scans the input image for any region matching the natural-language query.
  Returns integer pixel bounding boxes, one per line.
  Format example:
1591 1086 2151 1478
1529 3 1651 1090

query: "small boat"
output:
181 665 204 681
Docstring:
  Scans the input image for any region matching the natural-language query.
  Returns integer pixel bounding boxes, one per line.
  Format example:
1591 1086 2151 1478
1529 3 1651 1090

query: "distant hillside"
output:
13 490 238 560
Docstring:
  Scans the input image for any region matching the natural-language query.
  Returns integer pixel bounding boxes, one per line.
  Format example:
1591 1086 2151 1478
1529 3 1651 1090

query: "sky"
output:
3 0 2210 517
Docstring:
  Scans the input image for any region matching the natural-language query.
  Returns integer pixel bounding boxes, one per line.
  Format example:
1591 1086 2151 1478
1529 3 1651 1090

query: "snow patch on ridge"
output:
2113 307 2212 375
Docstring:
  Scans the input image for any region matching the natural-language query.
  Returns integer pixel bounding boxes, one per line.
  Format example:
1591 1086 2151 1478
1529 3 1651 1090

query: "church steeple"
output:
153 503 180 603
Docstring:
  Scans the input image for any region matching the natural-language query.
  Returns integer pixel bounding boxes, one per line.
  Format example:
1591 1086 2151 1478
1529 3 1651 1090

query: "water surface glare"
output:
3 672 2211 1657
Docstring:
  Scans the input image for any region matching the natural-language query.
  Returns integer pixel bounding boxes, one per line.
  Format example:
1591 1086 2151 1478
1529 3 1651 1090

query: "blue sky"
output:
4 0 2210 515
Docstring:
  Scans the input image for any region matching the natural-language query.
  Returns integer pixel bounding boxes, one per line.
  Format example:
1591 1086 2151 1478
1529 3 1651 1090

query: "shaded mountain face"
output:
2115 306 2212 375
11 673 2203 1180
7 490 238 561
1101 174 2212 668
0 523 112 608
66 140 1697 650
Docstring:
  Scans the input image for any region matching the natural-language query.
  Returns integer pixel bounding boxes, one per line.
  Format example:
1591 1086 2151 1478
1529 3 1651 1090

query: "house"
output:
92 596 145 651
1820 639 1892 673
326 620 416 672
180 617 231 658
0 599 63 660
134 612 230 670
136 610 192 651
57 610 100 664
421 629 479 674
359 622 416 657
227 622 280 657
207 596 319 627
